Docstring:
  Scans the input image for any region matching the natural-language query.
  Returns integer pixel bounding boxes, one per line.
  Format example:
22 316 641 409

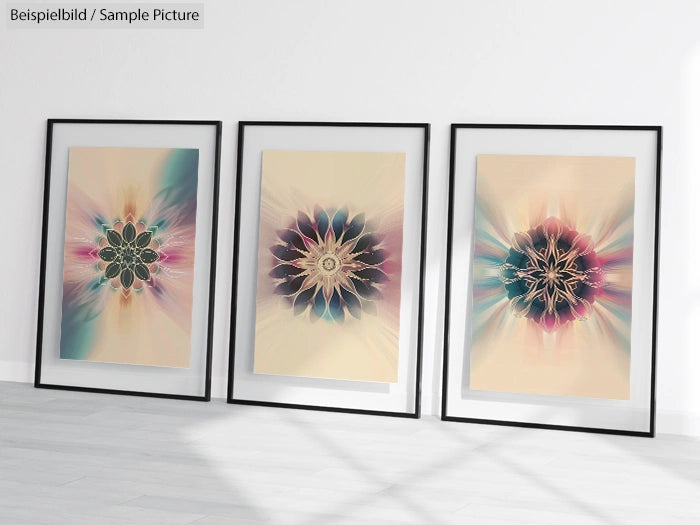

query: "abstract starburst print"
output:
59 147 199 367
499 217 604 331
97 220 161 291
470 154 635 399
269 206 388 323
254 150 406 382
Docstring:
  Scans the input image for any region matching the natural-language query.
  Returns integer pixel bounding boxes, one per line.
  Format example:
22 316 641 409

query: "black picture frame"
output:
35 119 222 401
228 121 430 418
442 124 661 436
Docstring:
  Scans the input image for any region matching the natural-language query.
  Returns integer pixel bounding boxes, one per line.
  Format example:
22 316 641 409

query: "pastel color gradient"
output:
470 154 635 400
59 147 199 368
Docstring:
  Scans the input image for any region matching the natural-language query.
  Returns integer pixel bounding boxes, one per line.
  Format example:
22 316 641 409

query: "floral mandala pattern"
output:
96 219 160 292
269 206 388 323
499 217 604 331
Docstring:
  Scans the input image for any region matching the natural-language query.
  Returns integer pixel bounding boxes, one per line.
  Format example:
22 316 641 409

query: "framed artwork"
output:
229 121 429 417
443 124 661 436
35 119 221 400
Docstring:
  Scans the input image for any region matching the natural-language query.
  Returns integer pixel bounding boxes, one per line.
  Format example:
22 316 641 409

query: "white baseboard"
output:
4 368 699 437
210 375 228 399
656 410 700 437
0 361 33 383
424 389 700 437
422 391 439 417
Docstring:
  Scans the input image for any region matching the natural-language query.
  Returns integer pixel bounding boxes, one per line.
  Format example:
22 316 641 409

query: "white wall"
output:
2 0 699 435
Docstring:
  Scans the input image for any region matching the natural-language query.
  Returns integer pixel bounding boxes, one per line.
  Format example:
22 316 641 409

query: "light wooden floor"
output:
1 382 699 524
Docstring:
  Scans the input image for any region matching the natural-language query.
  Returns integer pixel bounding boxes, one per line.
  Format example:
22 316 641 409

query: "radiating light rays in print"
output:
253 150 406 382
471 180 635 356
269 205 391 324
59 147 199 366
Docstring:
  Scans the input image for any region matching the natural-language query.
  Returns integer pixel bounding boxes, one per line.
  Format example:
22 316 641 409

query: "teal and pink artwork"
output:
470 154 635 399
59 147 199 368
